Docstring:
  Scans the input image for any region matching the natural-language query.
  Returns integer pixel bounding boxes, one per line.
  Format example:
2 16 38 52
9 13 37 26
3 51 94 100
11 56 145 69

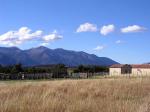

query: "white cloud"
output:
93 45 105 51
76 23 97 32
116 40 124 44
100 24 115 36
40 42 49 46
0 27 63 46
121 25 146 33
43 32 63 42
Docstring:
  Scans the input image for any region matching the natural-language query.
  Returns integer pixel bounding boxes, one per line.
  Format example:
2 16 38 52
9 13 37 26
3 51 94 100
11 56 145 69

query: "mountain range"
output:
0 46 118 66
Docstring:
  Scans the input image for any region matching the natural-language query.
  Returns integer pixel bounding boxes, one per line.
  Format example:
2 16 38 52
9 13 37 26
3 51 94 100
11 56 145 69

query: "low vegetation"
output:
0 78 150 112
0 64 108 80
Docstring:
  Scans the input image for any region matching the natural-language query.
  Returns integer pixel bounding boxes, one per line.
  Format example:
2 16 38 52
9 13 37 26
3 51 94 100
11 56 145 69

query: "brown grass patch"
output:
0 78 150 112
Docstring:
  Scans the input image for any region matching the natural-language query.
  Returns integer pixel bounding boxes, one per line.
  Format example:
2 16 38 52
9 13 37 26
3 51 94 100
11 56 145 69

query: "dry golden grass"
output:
0 78 150 112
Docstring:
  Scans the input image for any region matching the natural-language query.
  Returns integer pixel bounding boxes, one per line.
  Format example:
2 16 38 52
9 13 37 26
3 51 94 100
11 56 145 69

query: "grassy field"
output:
0 78 150 112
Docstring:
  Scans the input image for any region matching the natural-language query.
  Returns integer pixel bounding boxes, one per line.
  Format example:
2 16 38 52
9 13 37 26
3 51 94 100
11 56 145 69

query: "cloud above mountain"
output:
0 27 63 46
115 40 124 44
100 24 115 36
0 24 147 47
76 23 98 32
93 45 105 51
76 23 146 36
121 25 146 33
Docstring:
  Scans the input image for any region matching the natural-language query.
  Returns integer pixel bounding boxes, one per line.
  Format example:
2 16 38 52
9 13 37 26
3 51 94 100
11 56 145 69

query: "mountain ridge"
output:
0 46 119 66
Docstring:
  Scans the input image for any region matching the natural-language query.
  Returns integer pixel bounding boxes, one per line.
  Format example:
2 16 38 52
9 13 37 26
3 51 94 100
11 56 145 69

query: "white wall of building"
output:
132 68 150 76
109 68 121 76
110 68 150 76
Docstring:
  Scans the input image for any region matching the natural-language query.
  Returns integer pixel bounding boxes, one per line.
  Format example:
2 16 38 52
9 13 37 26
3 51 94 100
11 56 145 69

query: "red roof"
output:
110 64 150 68
110 64 123 68
131 64 150 68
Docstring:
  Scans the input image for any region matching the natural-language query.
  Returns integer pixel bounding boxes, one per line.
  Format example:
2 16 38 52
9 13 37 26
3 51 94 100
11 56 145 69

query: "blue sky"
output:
0 0 150 64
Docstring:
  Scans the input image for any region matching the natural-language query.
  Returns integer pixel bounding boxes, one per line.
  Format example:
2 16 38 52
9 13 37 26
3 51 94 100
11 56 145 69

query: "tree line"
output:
73 65 108 73
0 64 108 80
0 64 67 80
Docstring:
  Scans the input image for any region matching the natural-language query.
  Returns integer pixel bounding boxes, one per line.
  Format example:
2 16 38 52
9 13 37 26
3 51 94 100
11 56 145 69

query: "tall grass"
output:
0 78 150 112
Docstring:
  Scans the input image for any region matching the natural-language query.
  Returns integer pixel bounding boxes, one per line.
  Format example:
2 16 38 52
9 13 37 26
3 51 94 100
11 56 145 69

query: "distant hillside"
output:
0 46 118 66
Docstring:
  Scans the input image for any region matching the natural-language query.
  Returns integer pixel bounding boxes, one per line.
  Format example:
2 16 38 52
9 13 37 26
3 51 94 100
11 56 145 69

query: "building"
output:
67 67 76 77
109 64 150 76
